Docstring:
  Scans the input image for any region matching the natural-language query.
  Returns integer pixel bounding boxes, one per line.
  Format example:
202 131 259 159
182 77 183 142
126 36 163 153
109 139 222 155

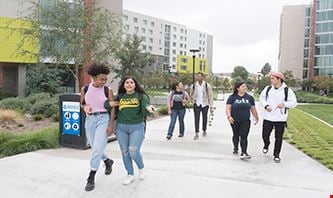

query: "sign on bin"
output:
62 101 81 136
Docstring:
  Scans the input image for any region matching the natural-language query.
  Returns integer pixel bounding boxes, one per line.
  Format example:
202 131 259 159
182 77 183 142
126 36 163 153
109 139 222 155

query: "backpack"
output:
115 92 147 132
82 85 109 106
265 85 289 114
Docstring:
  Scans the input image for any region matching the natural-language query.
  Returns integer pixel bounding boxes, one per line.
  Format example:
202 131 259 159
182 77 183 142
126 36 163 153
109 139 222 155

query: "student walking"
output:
112 76 154 185
190 72 214 140
226 82 259 160
259 71 297 163
80 63 115 191
166 82 190 140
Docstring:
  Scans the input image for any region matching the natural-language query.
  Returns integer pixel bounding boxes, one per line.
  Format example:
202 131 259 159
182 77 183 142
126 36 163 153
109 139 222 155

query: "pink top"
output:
84 83 108 113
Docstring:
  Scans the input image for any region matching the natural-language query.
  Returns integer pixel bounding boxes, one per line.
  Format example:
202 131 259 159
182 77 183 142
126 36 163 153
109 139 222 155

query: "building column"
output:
17 64 26 98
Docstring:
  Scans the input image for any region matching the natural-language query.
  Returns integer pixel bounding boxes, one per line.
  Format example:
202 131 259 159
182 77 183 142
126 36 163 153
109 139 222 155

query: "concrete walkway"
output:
0 101 333 198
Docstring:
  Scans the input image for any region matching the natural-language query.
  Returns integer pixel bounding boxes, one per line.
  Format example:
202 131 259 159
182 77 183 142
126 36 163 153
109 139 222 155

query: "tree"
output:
25 63 62 95
261 63 271 77
113 35 154 80
231 66 249 82
283 70 297 87
222 78 232 91
14 0 121 92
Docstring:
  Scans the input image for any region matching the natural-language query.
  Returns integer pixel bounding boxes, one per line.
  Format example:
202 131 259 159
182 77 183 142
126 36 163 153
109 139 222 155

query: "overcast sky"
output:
123 0 311 74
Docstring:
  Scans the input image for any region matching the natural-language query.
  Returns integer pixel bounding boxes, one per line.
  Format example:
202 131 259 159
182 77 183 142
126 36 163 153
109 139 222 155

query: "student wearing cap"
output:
259 71 297 163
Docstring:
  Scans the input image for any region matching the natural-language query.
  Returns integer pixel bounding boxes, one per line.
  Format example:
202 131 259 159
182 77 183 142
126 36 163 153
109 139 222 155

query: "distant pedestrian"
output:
226 81 259 160
112 76 154 185
80 63 115 191
166 82 190 140
259 71 297 163
190 72 214 140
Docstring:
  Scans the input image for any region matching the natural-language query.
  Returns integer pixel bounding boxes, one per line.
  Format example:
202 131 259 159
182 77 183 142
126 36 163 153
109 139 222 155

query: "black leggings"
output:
262 120 286 158
231 120 250 154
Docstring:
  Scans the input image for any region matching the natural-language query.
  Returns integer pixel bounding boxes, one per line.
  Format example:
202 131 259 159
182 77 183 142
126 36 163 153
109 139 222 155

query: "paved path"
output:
0 101 333 198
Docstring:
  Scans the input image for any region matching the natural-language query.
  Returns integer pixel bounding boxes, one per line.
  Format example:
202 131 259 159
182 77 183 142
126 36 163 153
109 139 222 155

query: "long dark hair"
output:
118 76 148 98
171 81 181 91
232 81 246 96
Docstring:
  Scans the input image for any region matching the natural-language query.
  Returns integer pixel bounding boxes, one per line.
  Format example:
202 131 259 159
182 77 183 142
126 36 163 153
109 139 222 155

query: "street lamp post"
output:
190 49 200 86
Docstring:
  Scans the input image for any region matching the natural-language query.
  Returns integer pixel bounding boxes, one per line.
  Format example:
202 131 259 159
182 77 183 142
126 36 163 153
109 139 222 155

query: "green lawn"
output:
285 109 333 170
297 104 333 125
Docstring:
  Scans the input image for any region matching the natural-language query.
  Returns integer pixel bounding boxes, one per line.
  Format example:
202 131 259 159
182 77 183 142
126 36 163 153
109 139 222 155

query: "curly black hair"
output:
87 63 110 77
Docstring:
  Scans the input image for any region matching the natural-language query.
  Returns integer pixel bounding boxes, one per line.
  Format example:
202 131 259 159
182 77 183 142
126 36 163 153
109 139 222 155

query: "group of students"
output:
81 62 297 192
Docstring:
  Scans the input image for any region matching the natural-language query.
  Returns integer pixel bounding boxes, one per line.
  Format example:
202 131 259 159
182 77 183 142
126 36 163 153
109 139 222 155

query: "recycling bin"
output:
59 94 88 149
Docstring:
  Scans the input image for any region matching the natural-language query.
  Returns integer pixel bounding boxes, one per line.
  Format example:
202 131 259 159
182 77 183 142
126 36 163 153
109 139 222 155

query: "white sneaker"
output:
122 175 135 185
139 168 146 180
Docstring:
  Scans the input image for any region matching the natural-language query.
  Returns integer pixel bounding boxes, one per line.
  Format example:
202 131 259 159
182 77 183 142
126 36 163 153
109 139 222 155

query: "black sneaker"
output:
85 171 96 191
104 158 114 175
240 153 251 160
233 150 238 154
262 148 268 154
274 157 281 163
178 134 184 138
166 135 171 140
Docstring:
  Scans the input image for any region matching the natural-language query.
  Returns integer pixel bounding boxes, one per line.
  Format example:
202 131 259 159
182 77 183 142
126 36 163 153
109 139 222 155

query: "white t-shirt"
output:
195 82 205 107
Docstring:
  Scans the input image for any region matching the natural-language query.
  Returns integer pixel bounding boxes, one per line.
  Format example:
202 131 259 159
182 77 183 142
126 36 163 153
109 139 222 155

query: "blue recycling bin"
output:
59 94 88 149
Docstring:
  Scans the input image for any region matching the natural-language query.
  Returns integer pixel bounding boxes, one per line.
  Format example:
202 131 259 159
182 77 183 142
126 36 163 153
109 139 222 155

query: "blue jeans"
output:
167 108 186 137
85 113 109 171
116 122 145 175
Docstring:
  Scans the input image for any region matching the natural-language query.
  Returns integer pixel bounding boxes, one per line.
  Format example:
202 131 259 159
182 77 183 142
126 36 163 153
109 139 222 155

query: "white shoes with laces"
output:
139 168 146 180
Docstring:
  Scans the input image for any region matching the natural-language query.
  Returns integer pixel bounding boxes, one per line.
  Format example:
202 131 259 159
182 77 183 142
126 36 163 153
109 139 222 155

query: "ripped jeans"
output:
116 122 145 175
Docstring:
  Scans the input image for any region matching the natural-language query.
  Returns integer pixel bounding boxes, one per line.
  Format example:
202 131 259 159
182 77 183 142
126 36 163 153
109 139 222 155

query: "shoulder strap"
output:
284 87 289 101
265 85 272 101
84 85 89 94
104 86 109 98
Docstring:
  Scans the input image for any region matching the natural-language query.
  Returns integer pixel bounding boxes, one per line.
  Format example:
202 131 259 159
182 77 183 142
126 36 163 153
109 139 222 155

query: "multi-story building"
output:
123 10 213 75
0 0 122 96
279 0 333 80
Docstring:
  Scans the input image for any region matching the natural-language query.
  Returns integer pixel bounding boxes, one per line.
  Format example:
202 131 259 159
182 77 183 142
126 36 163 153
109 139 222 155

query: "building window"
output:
159 39 162 44
184 51 186 56
199 33 202 38
304 59 309 68
304 39 309 48
303 70 308 78
151 21 155 27
184 37 187 42
199 40 202 45
202 47 205 52
149 38 153 43
165 25 171 33
173 42 176 47
180 51 183 55
172 57 176 62
180 28 184 33
134 26 139 32
123 15 128 21
181 58 187 63
180 43 183 48
149 29 153 34
180 36 184 41
142 28 146 33
184 44 187 48
142 36 146 42
181 65 187 70
142 45 147 50
164 49 169 55
185 30 187 34
133 17 138 23
148 46 153 51
305 7 311 17
172 49 176 54
173 35 177 39
143 19 147 25
304 28 310 37
173 27 177 32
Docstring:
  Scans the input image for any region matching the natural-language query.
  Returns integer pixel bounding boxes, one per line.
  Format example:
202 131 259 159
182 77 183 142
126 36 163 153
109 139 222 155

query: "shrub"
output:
32 114 44 121
157 105 168 115
51 113 60 122
0 109 20 123
0 97 30 112
26 93 52 105
0 127 59 156
296 91 333 104
29 98 58 118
